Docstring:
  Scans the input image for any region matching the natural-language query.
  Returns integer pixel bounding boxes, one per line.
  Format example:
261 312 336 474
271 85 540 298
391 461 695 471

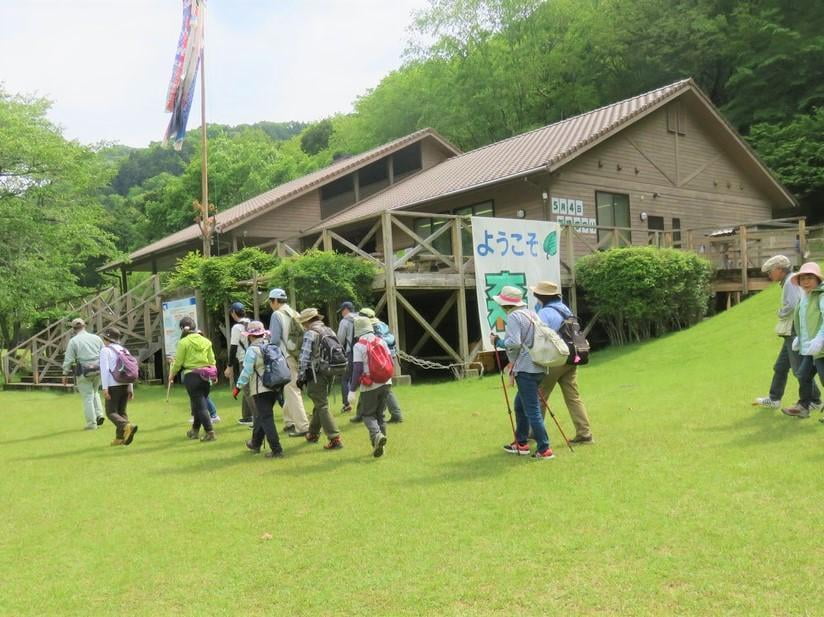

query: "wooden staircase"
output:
2 275 165 391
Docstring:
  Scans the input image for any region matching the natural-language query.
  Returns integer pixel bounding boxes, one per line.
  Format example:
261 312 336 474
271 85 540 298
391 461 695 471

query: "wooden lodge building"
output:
107 78 798 373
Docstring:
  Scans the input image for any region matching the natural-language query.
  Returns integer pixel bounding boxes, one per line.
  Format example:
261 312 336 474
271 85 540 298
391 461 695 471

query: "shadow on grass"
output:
0 428 79 446
405 451 518 486
695 408 815 447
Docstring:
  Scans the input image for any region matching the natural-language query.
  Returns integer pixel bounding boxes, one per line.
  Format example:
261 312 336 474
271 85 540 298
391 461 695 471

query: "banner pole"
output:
199 4 210 258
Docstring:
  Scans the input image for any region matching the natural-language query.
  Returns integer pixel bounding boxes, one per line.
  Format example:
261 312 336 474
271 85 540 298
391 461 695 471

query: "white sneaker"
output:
211 415 221 423
806 401 822 412
188 417 194 424
753 397 780 408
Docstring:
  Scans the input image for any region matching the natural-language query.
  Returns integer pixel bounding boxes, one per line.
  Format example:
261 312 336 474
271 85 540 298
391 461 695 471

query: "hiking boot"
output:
305 432 320 443
186 429 199 440
246 440 261 454
201 431 217 442
110 438 124 446
282 424 295 433
341 404 352 414
264 450 284 459
350 416 363 424
753 397 781 408
387 416 403 424
569 434 594 445
237 417 254 426
123 425 138 446
807 401 823 412
324 436 343 450
533 448 556 460
502 441 530 456
96 416 105 426
372 433 387 458
781 405 811 418
287 429 308 438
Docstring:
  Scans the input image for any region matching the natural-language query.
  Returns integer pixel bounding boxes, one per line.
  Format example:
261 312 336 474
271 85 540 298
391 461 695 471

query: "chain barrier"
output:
397 350 484 380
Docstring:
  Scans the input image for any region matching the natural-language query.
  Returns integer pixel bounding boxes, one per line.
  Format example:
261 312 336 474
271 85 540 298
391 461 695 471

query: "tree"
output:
300 119 333 155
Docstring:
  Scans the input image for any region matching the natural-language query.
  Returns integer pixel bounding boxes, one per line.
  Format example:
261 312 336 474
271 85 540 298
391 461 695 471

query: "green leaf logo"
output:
543 231 558 258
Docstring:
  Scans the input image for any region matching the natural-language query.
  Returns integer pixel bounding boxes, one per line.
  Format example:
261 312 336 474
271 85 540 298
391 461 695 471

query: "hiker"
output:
169 316 219 441
337 300 356 413
350 315 394 457
532 281 593 444
783 262 824 419
295 308 344 450
350 307 403 424
233 320 285 458
267 288 310 437
489 285 555 460
753 255 821 410
98 327 138 446
62 318 105 430
225 301 254 426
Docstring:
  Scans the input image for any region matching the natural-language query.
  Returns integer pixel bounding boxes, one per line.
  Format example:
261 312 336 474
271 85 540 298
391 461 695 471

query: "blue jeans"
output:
206 396 217 418
514 372 550 453
770 336 821 403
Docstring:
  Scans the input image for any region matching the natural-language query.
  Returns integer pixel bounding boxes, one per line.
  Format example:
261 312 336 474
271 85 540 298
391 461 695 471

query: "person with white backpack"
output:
489 286 555 460
98 327 138 446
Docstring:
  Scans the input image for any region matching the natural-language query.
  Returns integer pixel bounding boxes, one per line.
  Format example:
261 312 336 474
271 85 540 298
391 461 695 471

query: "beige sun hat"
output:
493 285 527 307
354 315 374 338
359 307 379 325
297 307 324 324
529 281 560 296
71 317 86 329
242 320 268 338
761 255 791 273
790 262 823 286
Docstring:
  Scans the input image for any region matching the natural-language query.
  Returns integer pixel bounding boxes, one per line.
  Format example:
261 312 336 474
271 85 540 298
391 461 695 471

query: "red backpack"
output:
359 336 394 385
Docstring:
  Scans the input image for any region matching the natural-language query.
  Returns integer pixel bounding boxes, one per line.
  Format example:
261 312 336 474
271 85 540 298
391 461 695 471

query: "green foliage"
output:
168 248 280 314
576 247 713 345
300 119 334 155
267 250 378 310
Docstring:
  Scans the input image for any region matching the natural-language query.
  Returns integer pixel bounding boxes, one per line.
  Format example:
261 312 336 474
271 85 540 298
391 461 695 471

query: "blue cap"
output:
337 301 355 313
230 301 245 314
268 288 287 301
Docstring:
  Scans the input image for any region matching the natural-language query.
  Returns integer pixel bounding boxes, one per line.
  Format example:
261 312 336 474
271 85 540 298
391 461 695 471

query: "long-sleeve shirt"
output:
495 308 546 375
170 333 216 377
269 304 298 355
298 322 325 382
797 292 824 355
537 300 572 333
776 271 802 336
337 313 355 356
235 342 274 396
62 330 103 375
99 344 133 391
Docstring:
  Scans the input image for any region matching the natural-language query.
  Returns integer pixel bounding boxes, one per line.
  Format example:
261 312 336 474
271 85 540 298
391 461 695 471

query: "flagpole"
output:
199 3 210 258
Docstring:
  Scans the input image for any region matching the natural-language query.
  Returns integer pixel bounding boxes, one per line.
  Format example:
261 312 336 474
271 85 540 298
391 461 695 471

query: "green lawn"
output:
1 286 822 616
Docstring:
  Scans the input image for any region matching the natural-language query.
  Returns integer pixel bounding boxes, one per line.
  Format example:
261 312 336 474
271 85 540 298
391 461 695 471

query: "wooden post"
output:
686 230 694 252
566 226 578 314
32 338 39 385
322 229 333 252
252 272 260 321
452 219 469 362
381 212 401 375
739 225 749 295
798 218 807 259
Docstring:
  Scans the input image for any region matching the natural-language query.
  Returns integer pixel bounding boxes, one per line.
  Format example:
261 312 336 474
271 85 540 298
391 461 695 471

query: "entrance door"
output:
647 215 664 246
596 191 631 248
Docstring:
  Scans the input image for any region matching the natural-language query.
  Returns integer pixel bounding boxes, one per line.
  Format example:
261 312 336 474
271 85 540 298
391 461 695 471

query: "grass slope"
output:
1 286 822 616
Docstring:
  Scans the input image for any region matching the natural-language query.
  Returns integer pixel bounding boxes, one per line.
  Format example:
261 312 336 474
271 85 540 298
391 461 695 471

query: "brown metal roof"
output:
120 128 460 265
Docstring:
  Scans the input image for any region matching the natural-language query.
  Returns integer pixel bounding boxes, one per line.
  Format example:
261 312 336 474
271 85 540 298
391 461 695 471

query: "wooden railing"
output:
2 275 165 385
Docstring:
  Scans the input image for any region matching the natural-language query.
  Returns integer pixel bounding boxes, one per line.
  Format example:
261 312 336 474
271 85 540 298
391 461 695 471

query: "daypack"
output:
280 307 304 358
257 343 291 389
547 305 590 366
373 321 397 356
358 336 394 385
315 326 348 378
110 346 139 384
522 310 569 368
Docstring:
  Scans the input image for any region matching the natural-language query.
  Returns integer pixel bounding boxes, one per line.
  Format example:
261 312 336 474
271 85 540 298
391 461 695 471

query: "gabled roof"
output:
117 128 460 266
312 79 796 231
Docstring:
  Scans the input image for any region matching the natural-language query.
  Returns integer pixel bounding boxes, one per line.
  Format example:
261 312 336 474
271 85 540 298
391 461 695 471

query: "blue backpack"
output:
257 344 291 389
373 321 396 356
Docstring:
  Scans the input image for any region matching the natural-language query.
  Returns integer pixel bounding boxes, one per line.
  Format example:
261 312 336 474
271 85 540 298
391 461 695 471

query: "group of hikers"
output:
754 255 824 423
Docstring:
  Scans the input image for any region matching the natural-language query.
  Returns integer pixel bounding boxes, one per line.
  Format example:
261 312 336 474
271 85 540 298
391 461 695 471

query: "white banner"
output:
470 216 561 351
162 296 198 358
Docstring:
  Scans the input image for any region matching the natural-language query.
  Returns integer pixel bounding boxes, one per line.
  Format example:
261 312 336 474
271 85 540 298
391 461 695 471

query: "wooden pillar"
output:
252 272 260 321
151 259 158 275
232 234 239 253
739 225 749 295
322 229 333 252
566 226 578 314
120 266 129 294
452 218 469 362
798 218 807 259
32 338 39 385
381 211 400 374
388 157 394 185
686 230 694 252
353 173 360 203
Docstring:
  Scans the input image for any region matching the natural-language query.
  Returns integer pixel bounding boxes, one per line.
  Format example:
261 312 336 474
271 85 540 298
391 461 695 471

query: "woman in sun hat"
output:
233 320 284 458
98 327 138 446
783 262 824 419
488 285 555 460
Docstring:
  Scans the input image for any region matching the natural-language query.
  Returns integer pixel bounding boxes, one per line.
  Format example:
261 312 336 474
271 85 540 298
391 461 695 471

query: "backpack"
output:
280 307 304 358
358 336 394 385
110 346 139 384
373 321 396 356
315 326 348 378
547 306 590 366
257 343 291 389
522 310 569 368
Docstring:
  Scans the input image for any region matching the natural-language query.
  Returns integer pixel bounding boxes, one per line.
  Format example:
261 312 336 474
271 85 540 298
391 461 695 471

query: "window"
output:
672 218 682 248
596 191 631 247
647 215 664 247
412 217 452 256
358 159 389 200
454 201 494 256
393 143 422 179
320 175 355 219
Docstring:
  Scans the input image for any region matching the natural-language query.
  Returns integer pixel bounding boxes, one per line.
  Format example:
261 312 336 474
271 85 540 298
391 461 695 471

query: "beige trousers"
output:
282 355 309 431
541 364 592 438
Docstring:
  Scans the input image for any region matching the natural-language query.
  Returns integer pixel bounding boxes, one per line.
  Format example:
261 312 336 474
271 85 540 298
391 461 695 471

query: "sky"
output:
0 0 429 147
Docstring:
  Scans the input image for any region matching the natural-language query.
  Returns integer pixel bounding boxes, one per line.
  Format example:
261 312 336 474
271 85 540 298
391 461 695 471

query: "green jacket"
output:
793 284 824 359
170 333 216 376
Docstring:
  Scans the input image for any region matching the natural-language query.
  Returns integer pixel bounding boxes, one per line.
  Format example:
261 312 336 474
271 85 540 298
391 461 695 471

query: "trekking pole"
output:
492 345 518 444
537 388 574 453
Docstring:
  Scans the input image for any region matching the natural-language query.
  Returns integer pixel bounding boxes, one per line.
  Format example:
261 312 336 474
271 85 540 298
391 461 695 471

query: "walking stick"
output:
493 345 518 444
537 388 574 453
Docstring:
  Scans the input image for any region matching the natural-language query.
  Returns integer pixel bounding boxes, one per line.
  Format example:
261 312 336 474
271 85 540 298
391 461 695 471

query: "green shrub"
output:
576 247 713 345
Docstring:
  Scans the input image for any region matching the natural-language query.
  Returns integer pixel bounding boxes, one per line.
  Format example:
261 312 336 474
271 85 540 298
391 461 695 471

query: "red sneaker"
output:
533 448 556 460
502 441 530 456
324 436 343 450
305 433 320 443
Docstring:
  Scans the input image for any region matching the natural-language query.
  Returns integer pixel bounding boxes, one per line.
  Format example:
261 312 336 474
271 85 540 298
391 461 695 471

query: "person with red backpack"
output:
350 315 394 457
98 327 138 446
532 281 594 445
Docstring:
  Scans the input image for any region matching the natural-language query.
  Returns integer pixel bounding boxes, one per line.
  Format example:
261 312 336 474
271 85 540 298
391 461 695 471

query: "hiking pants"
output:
770 335 820 404
105 384 130 439
282 355 310 432
76 375 104 428
353 387 402 421
359 384 389 445
514 372 550 453
183 372 213 432
240 384 256 420
307 375 340 439
541 365 591 439
251 391 283 453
